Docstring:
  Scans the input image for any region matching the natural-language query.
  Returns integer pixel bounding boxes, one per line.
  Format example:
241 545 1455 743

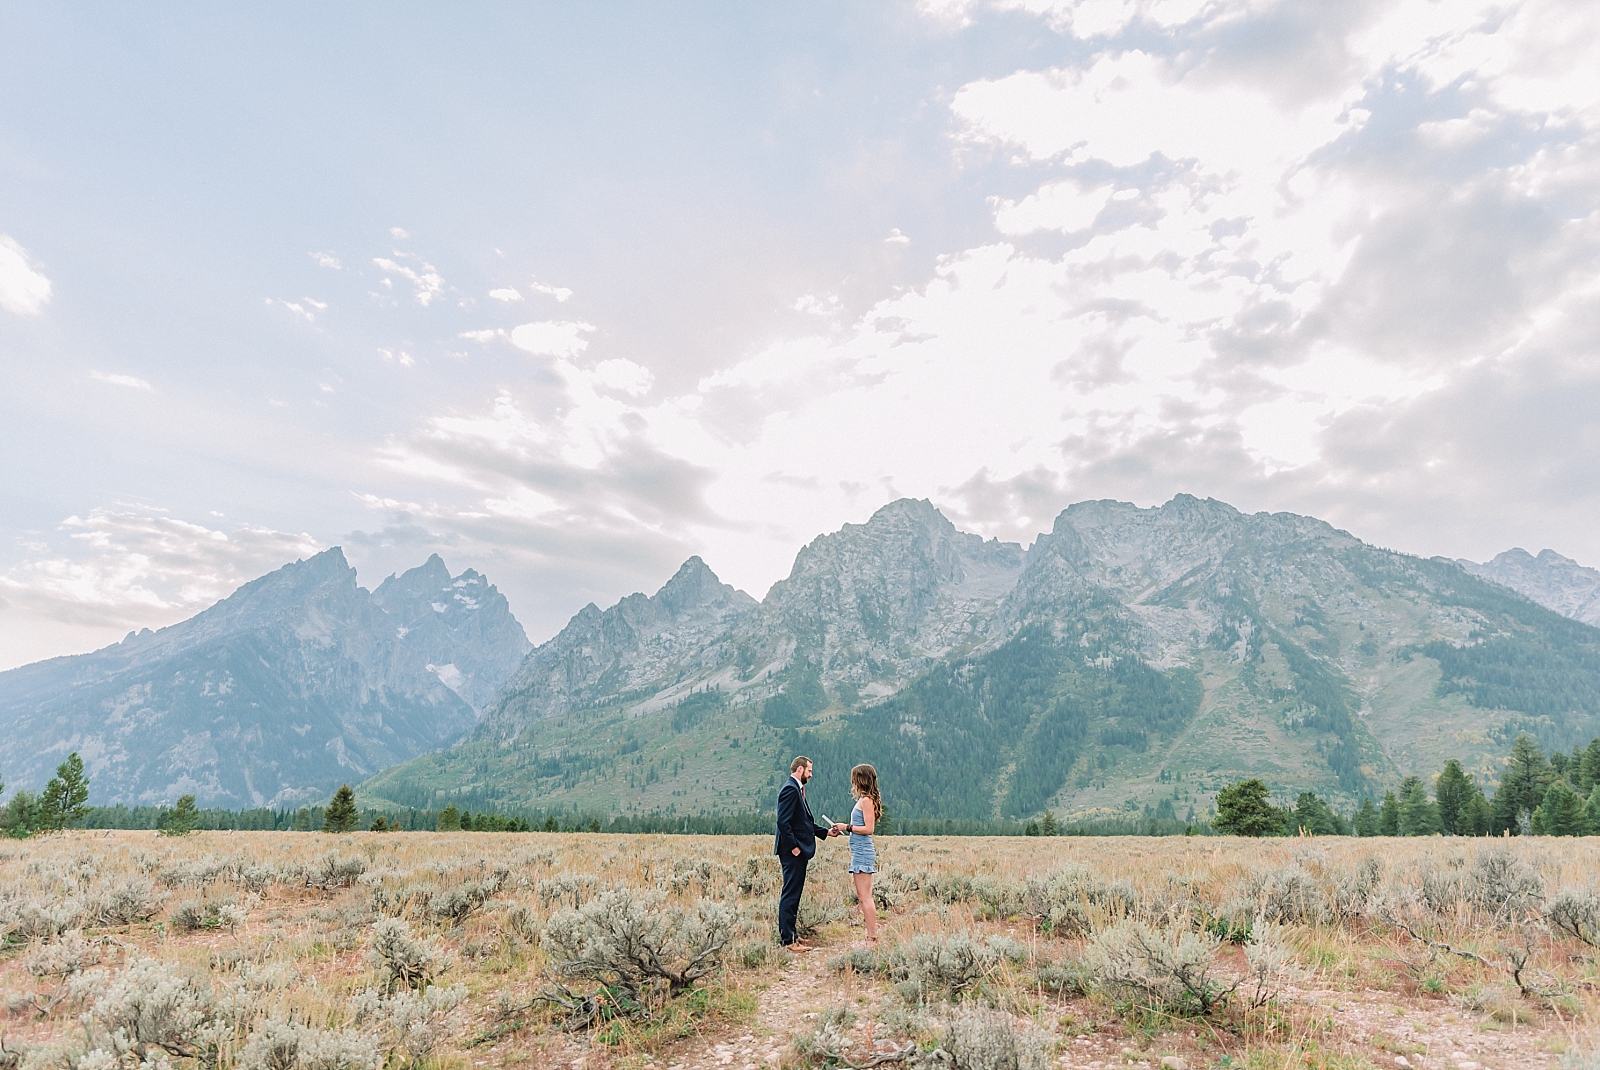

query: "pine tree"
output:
39 753 91 831
1585 784 1600 836
1398 776 1441 836
437 805 461 831
543 815 559 832
1379 791 1401 836
1354 797 1378 836
1533 780 1586 836
323 785 358 833
1435 760 1472 834
370 816 390 832
1461 784 1493 836
1214 779 1284 837
1041 810 1058 836
1493 734 1549 834
1579 738 1600 795
161 794 200 837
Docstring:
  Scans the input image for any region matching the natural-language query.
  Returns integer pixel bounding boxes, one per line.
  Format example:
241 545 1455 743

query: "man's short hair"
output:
790 755 812 774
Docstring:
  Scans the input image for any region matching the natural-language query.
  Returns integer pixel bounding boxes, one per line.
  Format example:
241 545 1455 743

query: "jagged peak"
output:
655 556 754 615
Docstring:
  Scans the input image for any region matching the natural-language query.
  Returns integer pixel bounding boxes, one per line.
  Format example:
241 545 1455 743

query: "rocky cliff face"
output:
1461 548 1600 627
0 549 528 808
363 496 1600 822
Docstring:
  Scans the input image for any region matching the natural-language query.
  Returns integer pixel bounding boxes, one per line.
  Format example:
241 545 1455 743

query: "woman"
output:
834 763 882 945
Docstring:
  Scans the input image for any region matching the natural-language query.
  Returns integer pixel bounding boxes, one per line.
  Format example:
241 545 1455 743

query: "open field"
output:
3 832 1598 1070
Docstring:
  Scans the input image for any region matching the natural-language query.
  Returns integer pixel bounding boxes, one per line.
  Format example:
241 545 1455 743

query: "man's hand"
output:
827 827 841 837
791 846 801 856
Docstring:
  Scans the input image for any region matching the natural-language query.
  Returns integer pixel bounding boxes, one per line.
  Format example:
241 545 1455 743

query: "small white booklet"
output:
820 813 833 827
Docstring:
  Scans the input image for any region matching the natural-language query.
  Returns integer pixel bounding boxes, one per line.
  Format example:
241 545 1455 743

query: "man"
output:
774 755 837 950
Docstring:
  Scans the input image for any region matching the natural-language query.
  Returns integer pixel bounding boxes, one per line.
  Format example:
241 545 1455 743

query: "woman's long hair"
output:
850 763 885 823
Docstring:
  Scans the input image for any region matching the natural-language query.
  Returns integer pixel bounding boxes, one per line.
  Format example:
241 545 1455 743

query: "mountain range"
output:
0 549 528 809
360 496 1600 822
5 496 1600 823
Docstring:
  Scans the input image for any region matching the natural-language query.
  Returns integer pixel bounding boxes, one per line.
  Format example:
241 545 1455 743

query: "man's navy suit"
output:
774 773 830 945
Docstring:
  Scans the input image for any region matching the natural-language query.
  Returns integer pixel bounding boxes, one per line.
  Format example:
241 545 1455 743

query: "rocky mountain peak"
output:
656 556 755 617
1462 547 1600 627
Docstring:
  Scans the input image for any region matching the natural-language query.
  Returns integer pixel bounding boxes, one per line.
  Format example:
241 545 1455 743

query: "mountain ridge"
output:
0 548 529 809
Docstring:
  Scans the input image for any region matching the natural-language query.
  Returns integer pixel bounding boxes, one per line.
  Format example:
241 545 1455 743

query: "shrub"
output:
87 957 220 1059
368 919 449 992
941 1007 1052 1070
1548 887 1600 948
305 851 367 890
170 898 245 933
537 873 597 909
1084 919 1230 1016
350 983 467 1060
25 931 102 979
792 1005 857 1065
910 932 999 999
237 1018 380 1070
428 878 497 923
1469 849 1543 915
1244 865 1323 924
90 878 166 926
543 889 736 1005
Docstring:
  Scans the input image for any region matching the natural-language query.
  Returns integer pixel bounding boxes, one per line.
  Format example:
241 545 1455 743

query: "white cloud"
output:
993 181 1110 234
378 348 416 367
591 358 655 396
389 227 411 239
530 281 574 302
488 287 523 302
509 320 594 358
458 328 504 343
0 506 323 666
372 256 445 306
0 235 52 316
885 228 911 245
310 251 341 269
89 370 153 392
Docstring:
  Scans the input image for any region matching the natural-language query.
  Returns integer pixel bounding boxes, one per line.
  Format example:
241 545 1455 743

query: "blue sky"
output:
3 0 1599 667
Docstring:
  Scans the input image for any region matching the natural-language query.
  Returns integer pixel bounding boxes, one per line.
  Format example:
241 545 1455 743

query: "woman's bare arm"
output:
856 796 875 835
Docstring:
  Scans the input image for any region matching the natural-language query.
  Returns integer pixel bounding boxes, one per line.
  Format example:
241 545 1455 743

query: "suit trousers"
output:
778 853 809 945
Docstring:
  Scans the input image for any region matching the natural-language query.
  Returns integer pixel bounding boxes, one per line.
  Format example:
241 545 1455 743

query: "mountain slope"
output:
0 549 529 808
361 497 1600 823
1461 548 1600 627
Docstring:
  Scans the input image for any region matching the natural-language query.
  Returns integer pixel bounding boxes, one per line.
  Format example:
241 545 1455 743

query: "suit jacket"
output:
774 775 829 859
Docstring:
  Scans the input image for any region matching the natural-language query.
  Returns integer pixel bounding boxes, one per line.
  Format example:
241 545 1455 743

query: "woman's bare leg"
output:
853 872 878 942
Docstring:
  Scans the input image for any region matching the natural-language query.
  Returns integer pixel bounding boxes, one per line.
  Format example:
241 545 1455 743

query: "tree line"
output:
1214 733 1600 837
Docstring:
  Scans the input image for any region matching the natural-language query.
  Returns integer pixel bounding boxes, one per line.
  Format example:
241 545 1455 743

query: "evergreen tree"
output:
323 785 358 833
292 808 312 831
1492 734 1549 835
1579 738 1600 795
1293 792 1347 835
1434 760 1472 835
1532 780 1586 836
160 794 200 837
369 816 390 832
2 791 40 838
1354 797 1378 836
1214 779 1285 837
1040 809 1059 836
1460 785 1493 836
437 805 461 831
1398 776 1441 836
1585 784 1600 836
1378 791 1401 836
39 753 91 831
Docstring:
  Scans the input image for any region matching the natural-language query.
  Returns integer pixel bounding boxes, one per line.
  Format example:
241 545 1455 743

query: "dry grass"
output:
1 832 1597 1070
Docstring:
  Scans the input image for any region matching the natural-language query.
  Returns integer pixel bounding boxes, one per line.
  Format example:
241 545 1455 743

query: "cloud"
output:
509 320 594 358
885 229 911 245
89 371 153 392
389 227 410 239
0 235 52 316
378 348 416 367
372 255 445 306
0 507 323 664
488 287 523 302
529 281 574 302
310 251 341 269
591 359 654 396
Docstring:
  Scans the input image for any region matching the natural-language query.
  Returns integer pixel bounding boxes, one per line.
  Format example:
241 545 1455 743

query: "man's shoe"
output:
787 941 814 952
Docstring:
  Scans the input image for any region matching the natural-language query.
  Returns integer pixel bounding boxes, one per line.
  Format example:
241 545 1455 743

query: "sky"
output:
2 0 1599 669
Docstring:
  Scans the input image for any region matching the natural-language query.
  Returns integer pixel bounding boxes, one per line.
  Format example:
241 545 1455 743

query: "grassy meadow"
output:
2 831 1598 1070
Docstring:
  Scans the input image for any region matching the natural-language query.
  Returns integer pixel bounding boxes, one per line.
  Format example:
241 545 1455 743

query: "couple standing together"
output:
773 756 882 951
